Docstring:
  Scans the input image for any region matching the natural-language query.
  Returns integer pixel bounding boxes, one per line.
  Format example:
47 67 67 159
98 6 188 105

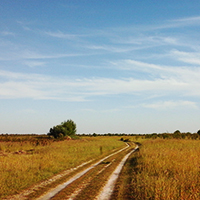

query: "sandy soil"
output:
96 146 139 200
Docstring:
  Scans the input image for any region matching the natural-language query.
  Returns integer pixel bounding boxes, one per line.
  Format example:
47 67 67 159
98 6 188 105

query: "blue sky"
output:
1 0 200 134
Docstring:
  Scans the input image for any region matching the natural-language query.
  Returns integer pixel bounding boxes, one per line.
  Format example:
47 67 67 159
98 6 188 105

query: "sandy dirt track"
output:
96 146 138 200
4 143 138 200
37 144 130 200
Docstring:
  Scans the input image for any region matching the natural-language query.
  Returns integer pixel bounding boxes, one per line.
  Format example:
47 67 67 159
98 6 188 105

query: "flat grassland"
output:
1 136 200 200
116 139 200 200
0 135 125 198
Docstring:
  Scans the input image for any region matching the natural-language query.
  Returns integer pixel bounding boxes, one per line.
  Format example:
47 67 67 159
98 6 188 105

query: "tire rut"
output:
44 145 138 200
37 144 130 200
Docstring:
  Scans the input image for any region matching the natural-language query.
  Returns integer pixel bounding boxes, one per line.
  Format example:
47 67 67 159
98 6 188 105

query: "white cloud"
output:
0 66 199 101
86 44 134 53
85 34 182 54
1 15 200 102
0 70 47 81
0 81 43 99
0 31 15 36
146 16 200 30
0 49 86 61
24 61 46 68
110 59 200 96
143 100 198 109
114 35 179 47
171 50 200 65
80 108 121 113
170 16 200 26
110 59 200 81
45 31 79 39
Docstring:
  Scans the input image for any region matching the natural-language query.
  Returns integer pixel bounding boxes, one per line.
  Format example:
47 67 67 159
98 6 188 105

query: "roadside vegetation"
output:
0 135 125 199
113 139 200 200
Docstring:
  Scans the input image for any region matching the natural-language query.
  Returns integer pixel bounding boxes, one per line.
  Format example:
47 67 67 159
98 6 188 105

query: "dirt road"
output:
4 143 138 200
38 144 138 200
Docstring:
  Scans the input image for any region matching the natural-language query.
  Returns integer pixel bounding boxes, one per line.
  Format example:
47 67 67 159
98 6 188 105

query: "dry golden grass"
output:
127 139 200 200
0 136 124 198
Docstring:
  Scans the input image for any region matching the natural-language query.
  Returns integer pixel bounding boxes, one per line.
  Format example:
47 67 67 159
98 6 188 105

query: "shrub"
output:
48 119 76 138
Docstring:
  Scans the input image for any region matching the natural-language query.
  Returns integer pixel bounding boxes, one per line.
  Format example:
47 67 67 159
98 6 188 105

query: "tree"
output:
61 120 77 136
48 119 76 138
174 130 181 135
197 130 200 136
173 130 181 139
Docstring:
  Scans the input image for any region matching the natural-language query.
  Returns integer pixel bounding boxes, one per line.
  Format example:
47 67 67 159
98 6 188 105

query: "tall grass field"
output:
0 136 125 198
126 139 200 200
1 136 200 199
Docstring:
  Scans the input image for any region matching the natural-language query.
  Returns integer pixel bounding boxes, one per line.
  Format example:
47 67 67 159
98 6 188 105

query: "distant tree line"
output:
79 130 200 140
144 130 200 140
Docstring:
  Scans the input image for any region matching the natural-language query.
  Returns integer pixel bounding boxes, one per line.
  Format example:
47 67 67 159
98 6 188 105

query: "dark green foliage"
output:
92 133 97 137
48 119 76 138
144 130 200 140
174 130 181 135
62 120 77 136
123 139 130 142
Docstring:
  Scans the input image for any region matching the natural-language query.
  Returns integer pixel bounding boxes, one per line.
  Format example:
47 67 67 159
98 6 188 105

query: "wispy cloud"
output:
80 108 121 113
0 62 200 102
145 15 200 30
0 31 15 36
84 34 182 55
170 16 200 26
20 51 83 60
101 15 200 39
143 100 198 109
16 20 37 31
24 61 46 68
44 31 80 39
86 44 134 53
1 15 200 103
170 50 200 65
2 15 200 64
109 59 200 97
113 35 179 46
111 58 200 77
0 48 88 61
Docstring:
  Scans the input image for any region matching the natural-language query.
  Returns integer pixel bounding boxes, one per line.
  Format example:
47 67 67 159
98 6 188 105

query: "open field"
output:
1 135 200 200
43 143 137 200
0 135 126 199
113 139 200 200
